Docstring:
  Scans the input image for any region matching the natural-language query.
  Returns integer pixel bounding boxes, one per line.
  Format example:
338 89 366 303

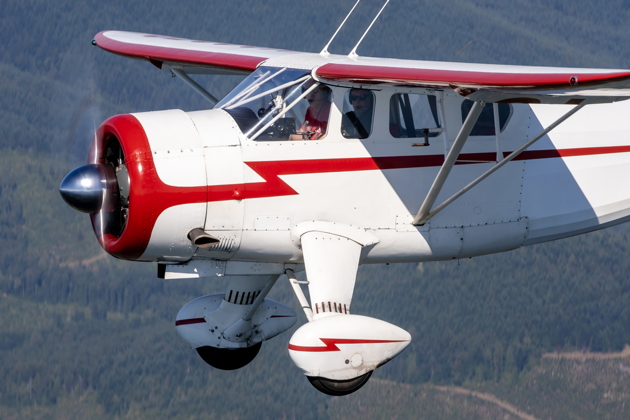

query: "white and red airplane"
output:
59 5 630 395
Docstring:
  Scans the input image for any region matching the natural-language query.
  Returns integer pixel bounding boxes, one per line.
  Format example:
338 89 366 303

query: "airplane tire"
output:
307 371 372 396
196 342 262 370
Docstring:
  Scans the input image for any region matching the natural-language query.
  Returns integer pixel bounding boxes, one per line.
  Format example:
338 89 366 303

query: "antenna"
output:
348 0 390 58
320 0 361 56
451 37 479 61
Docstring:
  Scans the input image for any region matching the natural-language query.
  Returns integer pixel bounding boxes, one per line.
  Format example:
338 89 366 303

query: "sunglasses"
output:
350 94 370 102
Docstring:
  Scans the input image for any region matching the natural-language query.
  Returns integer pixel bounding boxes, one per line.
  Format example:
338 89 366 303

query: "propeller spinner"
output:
59 163 118 214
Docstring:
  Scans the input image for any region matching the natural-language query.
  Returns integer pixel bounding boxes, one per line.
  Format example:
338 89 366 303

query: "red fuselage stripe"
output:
288 338 408 352
217 145 630 203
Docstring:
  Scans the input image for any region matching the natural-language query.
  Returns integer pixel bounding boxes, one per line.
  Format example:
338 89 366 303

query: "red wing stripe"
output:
317 63 630 88
288 338 408 352
175 318 206 326
94 32 268 72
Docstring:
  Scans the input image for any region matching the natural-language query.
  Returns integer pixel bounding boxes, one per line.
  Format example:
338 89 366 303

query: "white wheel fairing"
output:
176 292 296 350
288 315 411 380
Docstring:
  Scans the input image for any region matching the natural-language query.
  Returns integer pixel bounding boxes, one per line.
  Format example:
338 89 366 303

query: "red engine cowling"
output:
87 110 210 261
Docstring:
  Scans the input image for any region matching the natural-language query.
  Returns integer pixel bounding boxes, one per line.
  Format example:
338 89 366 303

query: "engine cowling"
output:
89 111 208 261
60 109 243 262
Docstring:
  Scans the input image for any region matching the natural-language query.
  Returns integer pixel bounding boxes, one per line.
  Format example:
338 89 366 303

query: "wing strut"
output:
413 101 588 226
413 100 485 225
171 68 218 106
348 0 390 58
320 0 361 56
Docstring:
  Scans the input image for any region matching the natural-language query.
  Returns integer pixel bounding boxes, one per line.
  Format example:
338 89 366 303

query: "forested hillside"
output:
3 0 630 419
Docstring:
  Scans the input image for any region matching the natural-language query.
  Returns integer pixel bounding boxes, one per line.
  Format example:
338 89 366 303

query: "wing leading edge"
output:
94 31 630 104
315 59 630 104
93 31 305 75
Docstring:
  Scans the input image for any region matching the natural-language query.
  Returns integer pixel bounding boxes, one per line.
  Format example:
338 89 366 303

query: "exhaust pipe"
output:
188 228 220 248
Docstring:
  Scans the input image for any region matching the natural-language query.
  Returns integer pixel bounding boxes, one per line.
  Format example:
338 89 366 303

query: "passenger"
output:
292 83 332 140
341 89 374 139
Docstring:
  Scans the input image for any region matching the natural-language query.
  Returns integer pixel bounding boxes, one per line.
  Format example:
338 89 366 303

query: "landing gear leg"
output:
288 223 409 396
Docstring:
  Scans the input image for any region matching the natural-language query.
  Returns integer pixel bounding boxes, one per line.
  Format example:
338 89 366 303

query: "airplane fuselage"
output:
112 86 630 272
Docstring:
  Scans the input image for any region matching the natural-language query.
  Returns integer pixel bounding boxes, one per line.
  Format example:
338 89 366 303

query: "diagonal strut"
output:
413 101 588 226
413 100 485 225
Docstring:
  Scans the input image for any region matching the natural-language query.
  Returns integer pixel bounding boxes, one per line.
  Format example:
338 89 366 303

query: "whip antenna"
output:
348 0 390 58
320 0 361 56
451 37 479 61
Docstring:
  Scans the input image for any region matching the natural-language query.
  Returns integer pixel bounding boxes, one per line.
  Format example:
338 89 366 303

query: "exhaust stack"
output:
188 228 220 248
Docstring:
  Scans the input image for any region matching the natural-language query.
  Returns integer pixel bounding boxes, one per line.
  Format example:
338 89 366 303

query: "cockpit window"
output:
341 89 374 139
389 93 441 138
216 67 331 141
461 100 512 136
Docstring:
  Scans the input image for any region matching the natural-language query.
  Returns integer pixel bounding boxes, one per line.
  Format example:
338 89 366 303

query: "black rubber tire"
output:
307 371 372 396
196 342 262 370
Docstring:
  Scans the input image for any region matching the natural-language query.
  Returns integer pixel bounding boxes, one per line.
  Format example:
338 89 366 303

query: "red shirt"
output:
300 102 331 140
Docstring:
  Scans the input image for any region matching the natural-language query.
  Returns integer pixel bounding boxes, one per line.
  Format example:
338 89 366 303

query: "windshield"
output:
216 67 312 141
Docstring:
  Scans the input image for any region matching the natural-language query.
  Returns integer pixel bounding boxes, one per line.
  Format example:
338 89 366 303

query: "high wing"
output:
315 58 630 104
95 30 630 104
93 31 305 75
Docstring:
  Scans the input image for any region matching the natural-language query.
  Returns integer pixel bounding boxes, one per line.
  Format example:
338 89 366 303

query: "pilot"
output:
292 82 332 140
341 89 374 139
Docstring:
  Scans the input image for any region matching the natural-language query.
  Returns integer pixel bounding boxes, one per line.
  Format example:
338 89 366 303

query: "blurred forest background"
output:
2 0 630 419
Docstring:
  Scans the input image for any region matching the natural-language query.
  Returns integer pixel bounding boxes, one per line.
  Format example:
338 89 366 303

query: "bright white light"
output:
80 178 94 188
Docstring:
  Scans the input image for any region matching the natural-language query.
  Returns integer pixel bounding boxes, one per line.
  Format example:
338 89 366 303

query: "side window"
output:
389 93 441 138
341 89 375 139
461 100 512 136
